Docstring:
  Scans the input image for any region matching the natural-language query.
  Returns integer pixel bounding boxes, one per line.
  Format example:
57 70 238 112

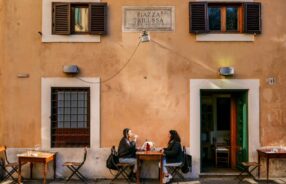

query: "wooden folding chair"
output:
109 146 134 184
111 163 133 184
0 146 20 184
165 146 188 182
63 147 88 183
236 162 260 184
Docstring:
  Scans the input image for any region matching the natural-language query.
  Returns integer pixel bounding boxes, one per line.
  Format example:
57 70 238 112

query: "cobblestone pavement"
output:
1 178 283 184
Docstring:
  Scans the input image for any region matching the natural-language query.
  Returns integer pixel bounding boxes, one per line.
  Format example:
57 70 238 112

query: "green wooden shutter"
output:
236 92 248 170
89 3 107 35
189 2 209 34
244 2 262 34
52 3 71 35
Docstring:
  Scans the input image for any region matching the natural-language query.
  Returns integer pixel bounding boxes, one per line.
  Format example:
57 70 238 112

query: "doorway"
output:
200 90 248 173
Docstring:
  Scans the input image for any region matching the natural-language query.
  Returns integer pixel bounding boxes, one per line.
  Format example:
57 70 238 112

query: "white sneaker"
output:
163 175 172 183
168 174 172 182
163 176 169 184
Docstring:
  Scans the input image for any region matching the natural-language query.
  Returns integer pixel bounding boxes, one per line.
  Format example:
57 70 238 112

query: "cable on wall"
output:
76 40 141 84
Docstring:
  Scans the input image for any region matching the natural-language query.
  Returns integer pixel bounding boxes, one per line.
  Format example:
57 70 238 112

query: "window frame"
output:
208 3 243 33
51 87 91 148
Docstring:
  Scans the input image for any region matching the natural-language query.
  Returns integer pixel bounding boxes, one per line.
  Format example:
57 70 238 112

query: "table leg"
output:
136 158 140 184
18 159 22 184
160 157 163 184
258 154 261 178
43 163 48 184
30 162 33 179
266 157 269 183
53 154 57 180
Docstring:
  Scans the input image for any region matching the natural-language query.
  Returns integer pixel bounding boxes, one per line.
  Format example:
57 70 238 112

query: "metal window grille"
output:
51 87 90 148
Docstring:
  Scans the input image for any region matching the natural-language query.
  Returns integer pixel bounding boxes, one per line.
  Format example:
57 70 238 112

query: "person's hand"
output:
132 134 138 142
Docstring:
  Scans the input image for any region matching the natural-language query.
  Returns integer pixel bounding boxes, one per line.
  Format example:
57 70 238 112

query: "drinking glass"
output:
34 144 41 152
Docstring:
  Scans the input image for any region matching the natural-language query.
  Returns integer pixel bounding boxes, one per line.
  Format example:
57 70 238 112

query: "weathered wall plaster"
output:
0 0 4 144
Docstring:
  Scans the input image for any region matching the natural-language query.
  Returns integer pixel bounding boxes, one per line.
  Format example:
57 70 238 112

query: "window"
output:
208 4 242 33
51 88 90 148
189 2 261 34
52 2 107 35
72 5 89 33
208 7 221 31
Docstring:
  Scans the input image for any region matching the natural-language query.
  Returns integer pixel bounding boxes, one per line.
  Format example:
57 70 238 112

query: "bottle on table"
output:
146 141 151 151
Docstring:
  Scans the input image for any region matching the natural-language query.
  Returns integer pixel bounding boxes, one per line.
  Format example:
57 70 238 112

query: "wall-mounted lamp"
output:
63 65 80 75
140 30 150 42
219 67 234 76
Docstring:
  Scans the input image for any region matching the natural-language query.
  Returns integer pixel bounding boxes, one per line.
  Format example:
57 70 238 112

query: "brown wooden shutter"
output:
89 3 107 35
244 2 261 34
52 3 71 35
189 2 209 34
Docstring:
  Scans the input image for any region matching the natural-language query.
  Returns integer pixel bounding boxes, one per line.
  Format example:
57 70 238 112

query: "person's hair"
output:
123 128 130 139
168 130 181 144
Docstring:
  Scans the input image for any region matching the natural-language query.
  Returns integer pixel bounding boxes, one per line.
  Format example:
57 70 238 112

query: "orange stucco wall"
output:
0 0 286 148
0 0 5 144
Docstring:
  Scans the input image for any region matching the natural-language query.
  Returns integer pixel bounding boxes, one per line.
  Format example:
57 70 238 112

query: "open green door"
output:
236 92 248 170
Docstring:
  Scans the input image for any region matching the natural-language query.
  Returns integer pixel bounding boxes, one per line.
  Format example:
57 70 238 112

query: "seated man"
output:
118 128 138 178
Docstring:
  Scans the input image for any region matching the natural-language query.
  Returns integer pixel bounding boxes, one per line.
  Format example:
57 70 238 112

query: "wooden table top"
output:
17 151 56 159
136 151 163 156
257 148 286 154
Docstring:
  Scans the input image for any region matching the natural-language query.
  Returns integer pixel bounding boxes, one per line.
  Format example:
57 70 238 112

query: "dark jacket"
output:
164 141 183 163
118 137 136 158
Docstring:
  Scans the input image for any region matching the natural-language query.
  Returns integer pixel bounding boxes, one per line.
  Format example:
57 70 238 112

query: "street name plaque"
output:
123 6 175 32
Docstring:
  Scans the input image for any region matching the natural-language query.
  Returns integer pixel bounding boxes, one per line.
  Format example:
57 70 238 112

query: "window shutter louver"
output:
52 3 71 35
244 2 261 34
189 2 208 34
89 3 107 35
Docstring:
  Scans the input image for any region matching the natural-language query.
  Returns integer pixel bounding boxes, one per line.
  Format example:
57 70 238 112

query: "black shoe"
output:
128 172 137 182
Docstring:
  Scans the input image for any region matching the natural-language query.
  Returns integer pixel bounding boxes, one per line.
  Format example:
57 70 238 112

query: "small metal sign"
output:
123 6 175 32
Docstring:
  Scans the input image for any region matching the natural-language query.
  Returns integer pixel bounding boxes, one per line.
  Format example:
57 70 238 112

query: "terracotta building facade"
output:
0 0 286 180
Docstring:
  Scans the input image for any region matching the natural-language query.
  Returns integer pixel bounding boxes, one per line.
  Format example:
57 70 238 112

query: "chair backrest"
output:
82 147 88 165
0 146 9 164
106 146 120 171
111 146 118 156
182 146 192 172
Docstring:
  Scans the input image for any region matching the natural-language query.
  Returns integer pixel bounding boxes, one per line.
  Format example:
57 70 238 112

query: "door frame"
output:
190 79 260 178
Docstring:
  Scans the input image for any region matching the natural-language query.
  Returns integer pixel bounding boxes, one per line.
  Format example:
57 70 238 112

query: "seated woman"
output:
162 130 184 183
118 128 138 177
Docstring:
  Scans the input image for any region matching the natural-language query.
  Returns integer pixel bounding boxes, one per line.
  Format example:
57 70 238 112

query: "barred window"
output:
51 87 90 148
